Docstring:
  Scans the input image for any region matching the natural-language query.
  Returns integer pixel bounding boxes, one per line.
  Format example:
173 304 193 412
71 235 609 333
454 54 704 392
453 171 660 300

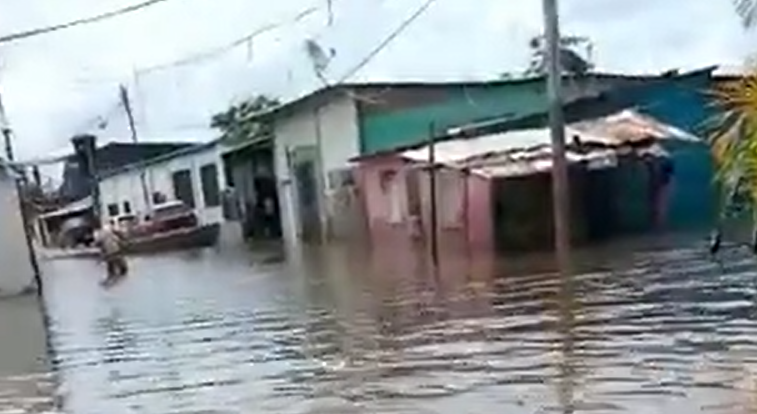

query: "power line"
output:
0 0 174 45
335 0 438 84
137 5 323 75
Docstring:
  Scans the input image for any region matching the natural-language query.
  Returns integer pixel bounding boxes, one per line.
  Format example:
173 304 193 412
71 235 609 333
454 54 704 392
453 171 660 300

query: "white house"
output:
97 140 227 226
0 161 36 296
267 90 361 247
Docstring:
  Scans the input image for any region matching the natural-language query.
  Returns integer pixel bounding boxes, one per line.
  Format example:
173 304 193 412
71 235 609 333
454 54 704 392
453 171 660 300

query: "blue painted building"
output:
440 67 719 232
619 68 717 230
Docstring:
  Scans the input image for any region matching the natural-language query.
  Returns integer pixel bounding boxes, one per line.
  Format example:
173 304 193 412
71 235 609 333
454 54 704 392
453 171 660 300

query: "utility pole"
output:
542 0 572 277
119 84 151 214
427 123 440 276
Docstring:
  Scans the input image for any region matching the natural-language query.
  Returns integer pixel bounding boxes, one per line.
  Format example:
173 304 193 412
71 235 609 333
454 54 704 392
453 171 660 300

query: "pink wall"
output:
354 155 494 255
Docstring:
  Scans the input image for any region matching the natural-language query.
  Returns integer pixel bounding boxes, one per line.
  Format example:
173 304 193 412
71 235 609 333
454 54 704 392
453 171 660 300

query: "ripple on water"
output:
37 241 757 413
0 373 59 414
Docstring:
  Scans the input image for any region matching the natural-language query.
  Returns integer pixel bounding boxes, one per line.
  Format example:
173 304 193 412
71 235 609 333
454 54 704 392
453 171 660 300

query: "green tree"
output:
210 95 280 144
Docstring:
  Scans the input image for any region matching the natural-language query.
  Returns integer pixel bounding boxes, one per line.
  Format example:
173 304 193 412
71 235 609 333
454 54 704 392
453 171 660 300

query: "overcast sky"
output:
0 0 752 163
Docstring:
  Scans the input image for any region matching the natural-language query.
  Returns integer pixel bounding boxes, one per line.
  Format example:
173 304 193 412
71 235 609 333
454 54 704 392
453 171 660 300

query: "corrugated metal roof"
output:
401 128 554 164
38 196 92 220
570 109 699 144
400 109 696 166
469 145 618 178
396 109 690 178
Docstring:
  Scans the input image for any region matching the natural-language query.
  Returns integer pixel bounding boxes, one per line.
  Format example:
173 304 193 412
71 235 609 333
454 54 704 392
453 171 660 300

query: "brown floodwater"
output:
16 233 757 413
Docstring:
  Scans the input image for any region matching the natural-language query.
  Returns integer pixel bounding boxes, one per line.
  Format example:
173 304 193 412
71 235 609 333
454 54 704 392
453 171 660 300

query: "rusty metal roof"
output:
396 109 690 178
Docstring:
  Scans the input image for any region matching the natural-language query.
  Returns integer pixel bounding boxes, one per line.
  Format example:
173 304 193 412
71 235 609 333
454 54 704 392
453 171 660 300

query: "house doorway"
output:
222 142 282 241
288 146 322 243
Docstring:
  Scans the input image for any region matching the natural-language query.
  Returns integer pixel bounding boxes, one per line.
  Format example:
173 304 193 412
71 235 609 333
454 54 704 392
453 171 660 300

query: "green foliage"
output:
709 72 757 217
210 95 280 144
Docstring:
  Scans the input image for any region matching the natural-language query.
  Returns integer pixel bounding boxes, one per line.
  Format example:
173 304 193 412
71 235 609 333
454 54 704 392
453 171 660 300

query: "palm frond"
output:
734 0 757 28
709 67 757 213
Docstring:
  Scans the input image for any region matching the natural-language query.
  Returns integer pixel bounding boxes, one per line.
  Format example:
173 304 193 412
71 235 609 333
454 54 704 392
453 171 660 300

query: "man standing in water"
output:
93 221 128 286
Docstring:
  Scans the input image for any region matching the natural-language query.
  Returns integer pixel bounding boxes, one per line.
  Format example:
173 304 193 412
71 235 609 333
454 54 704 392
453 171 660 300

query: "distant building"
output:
0 160 35 296
59 141 195 201
97 140 226 226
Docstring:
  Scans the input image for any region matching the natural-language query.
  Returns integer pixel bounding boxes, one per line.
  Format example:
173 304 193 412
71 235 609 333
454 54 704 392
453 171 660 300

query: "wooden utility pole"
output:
119 84 151 213
542 0 572 277
427 123 440 274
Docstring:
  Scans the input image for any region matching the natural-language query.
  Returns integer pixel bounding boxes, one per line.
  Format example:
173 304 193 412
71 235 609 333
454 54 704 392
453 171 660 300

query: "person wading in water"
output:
94 221 129 287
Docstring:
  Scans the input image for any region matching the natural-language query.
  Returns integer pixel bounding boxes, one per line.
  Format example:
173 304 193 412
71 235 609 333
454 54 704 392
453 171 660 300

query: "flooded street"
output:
0 295 56 414
27 237 757 413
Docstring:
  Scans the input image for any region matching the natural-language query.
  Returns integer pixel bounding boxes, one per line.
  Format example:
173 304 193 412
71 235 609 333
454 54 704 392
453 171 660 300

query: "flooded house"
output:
0 160 36 296
239 73 660 248
97 140 226 225
37 140 197 248
351 109 705 255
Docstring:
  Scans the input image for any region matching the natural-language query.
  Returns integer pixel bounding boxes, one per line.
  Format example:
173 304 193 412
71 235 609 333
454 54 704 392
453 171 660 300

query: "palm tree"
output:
706 1 757 250
734 0 757 27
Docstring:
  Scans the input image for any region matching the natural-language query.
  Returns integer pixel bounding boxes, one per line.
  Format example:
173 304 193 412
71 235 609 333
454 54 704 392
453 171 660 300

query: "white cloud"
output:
0 0 753 162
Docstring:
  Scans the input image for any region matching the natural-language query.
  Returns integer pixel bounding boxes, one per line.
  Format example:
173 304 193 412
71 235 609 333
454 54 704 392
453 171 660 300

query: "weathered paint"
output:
0 170 35 295
632 70 717 230
354 156 494 254
272 94 361 247
357 77 636 154
98 143 226 226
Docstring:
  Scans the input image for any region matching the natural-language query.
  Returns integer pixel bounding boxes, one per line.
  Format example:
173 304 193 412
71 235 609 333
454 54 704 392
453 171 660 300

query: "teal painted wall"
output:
359 82 548 154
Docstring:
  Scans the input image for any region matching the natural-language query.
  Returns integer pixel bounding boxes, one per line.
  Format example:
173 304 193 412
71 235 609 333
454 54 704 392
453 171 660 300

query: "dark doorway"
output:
222 142 282 241
290 146 321 243
171 169 195 208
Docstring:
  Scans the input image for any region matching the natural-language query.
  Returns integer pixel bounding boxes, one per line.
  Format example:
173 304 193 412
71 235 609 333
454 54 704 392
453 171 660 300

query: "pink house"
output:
353 154 493 254
351 127 621 256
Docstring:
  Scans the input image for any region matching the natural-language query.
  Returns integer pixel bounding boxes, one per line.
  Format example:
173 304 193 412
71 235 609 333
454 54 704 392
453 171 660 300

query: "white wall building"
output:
98 140 227 225
270 92 361 247
0 162 36 296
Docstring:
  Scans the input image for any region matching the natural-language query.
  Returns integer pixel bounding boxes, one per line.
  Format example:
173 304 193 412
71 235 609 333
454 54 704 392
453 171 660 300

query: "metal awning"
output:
38 197 92 220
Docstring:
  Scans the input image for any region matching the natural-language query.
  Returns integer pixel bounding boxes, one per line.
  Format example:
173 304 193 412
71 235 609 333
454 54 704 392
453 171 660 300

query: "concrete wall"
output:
98 144 226 226
273 94 361 246
0 172 35 295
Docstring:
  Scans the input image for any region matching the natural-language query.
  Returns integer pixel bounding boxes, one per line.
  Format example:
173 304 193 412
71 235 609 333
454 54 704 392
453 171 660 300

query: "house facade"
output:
352 110 703 256
270 93 361 246
0 162 36 296
261 69 715 247
60 141 193 202
97 141 226 226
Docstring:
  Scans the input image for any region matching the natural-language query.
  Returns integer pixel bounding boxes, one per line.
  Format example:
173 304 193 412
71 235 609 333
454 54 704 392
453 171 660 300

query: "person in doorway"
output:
93 221 129 286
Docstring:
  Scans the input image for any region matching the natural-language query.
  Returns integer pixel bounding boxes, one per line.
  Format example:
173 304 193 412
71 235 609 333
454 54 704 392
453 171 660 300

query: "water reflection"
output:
35 236 757 413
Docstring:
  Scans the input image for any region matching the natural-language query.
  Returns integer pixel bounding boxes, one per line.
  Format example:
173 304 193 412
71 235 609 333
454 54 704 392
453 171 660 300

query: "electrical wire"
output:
335 0 438 84
311 0 438 104
0 0 174 45
136 5 323 75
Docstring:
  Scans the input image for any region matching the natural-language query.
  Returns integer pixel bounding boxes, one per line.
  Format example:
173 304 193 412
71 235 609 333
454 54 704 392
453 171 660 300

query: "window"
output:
107 203 119 217
152 191 167 205
171 169 195 208
200 163 220 207
379 170 404 224
122 201 132 214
